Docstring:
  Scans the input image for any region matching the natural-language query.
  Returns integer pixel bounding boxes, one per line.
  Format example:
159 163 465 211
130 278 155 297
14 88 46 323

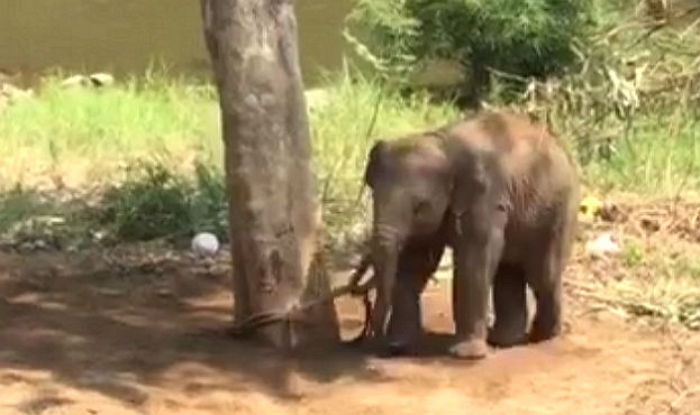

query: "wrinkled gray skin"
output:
363 110 580 359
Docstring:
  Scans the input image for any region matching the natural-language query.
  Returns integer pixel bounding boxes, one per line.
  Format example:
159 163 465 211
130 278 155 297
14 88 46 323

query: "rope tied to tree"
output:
228 255 376 342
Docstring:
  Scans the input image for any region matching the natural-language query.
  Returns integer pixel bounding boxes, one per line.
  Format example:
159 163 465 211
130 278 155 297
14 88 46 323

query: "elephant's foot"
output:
385 330 420 357
368 338 415 358
487 327 527 348
358 335 401 358
448 338 488 360
527 320 562 344
528 329 560 344
385 338 420 357
381 342 408 357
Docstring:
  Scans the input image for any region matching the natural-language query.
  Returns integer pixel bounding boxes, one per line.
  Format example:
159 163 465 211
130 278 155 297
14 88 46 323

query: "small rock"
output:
88 72 114 87
157 288 173 297
585 233 622 258
61 74 90 88
1 83 33 102
92 230 106 242
41 216 66 226
96 288 123 297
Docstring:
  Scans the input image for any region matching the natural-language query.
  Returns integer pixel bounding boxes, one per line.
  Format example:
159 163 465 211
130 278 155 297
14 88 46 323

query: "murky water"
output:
0 0 352 85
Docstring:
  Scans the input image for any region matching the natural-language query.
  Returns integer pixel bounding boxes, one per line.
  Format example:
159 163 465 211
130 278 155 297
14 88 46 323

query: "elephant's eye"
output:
414 201 431 216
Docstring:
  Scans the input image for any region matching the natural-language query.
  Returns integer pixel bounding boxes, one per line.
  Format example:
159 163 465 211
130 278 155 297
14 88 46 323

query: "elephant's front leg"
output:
385 242 446 355
449 209 505 360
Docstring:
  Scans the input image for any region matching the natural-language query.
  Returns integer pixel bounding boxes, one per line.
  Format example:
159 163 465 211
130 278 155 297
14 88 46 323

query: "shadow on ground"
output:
0 249 385 408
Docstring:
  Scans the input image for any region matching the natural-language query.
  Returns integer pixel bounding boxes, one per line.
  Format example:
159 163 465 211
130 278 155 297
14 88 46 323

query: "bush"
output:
100 162 193 241
99 160 228 242
346 0 598 103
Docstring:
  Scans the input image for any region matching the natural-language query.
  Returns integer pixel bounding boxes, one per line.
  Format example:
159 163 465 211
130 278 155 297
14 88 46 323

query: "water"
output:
0 0 352 85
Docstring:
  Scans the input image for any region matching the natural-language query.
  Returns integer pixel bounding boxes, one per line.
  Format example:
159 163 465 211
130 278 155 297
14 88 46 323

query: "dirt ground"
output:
1 243 699 415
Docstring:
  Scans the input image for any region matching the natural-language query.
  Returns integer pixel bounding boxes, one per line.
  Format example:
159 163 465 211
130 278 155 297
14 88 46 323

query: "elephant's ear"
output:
365 139 388 188
448 146 490 216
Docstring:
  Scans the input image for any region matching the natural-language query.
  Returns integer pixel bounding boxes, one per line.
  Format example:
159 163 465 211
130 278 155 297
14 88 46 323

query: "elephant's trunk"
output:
369 223 403 338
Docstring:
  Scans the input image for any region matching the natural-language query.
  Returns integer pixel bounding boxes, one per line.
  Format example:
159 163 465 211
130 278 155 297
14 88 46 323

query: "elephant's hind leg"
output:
524 221 572 343
488 263 528 348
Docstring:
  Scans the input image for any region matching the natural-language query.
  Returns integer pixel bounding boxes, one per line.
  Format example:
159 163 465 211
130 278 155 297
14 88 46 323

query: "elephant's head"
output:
362 133 453 337
365 135 453 245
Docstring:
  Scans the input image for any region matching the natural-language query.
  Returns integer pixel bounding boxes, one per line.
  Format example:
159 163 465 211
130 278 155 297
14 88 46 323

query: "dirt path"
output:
1 249 698 415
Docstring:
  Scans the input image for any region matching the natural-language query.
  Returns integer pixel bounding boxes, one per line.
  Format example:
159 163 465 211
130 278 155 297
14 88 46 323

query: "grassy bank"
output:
1 69 699 241
0 71 221 191
2 70 699 192
1 69 700 329
0 70 459 248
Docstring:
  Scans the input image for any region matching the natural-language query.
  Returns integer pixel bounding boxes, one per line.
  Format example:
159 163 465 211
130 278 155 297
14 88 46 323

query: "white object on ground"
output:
60 72 115 88
191 232 220 257
89 73 115 87
61 74 89 88
585 233 621 258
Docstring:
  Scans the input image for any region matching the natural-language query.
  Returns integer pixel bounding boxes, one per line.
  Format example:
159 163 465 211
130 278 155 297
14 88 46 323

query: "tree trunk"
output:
461 59 490 109
200 0 339 350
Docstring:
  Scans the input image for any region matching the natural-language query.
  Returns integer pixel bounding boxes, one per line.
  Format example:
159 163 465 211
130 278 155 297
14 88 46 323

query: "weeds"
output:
0 188 96 251
97 159 229 243
100 161 194 242
0 187 59 232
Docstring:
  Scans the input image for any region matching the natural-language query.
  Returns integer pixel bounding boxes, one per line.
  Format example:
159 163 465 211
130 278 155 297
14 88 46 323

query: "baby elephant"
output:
363 110 580 359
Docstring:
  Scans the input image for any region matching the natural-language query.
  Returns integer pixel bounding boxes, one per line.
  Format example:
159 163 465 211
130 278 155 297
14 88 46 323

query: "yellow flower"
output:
579 195 603 221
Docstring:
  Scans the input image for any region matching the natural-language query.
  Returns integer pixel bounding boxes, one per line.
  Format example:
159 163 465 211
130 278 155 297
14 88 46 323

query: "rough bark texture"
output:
200 0 339 350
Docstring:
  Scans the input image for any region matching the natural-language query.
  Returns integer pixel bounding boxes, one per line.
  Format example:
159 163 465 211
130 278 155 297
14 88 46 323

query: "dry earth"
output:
1 232 698 415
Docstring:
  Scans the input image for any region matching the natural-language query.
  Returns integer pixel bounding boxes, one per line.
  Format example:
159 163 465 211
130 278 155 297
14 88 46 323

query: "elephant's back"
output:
451 110 578 222
446 110 572 179
446 110 558 157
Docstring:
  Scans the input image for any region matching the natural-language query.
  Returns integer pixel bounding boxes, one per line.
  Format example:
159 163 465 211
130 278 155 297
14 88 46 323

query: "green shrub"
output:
189 162 229 240
346 0 598 102
99 162 194 241
97 159 229 243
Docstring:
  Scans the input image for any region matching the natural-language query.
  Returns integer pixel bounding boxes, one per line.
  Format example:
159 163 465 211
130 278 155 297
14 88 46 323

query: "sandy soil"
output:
1 247 698 415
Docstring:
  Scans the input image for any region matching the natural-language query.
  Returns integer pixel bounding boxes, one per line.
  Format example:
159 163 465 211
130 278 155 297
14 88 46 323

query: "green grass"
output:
583 112 700 196
0 70 221 189
0 68 459 244
1 68 699 245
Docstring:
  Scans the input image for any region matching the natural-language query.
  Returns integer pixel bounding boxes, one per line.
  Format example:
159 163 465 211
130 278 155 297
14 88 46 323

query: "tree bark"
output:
200 0 339 350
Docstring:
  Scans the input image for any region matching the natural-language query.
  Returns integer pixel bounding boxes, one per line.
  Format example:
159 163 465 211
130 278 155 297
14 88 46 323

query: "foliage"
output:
1 55 700 249
98 160 227 242
486 0 700 194
345 0 598 99
99 161 194 241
